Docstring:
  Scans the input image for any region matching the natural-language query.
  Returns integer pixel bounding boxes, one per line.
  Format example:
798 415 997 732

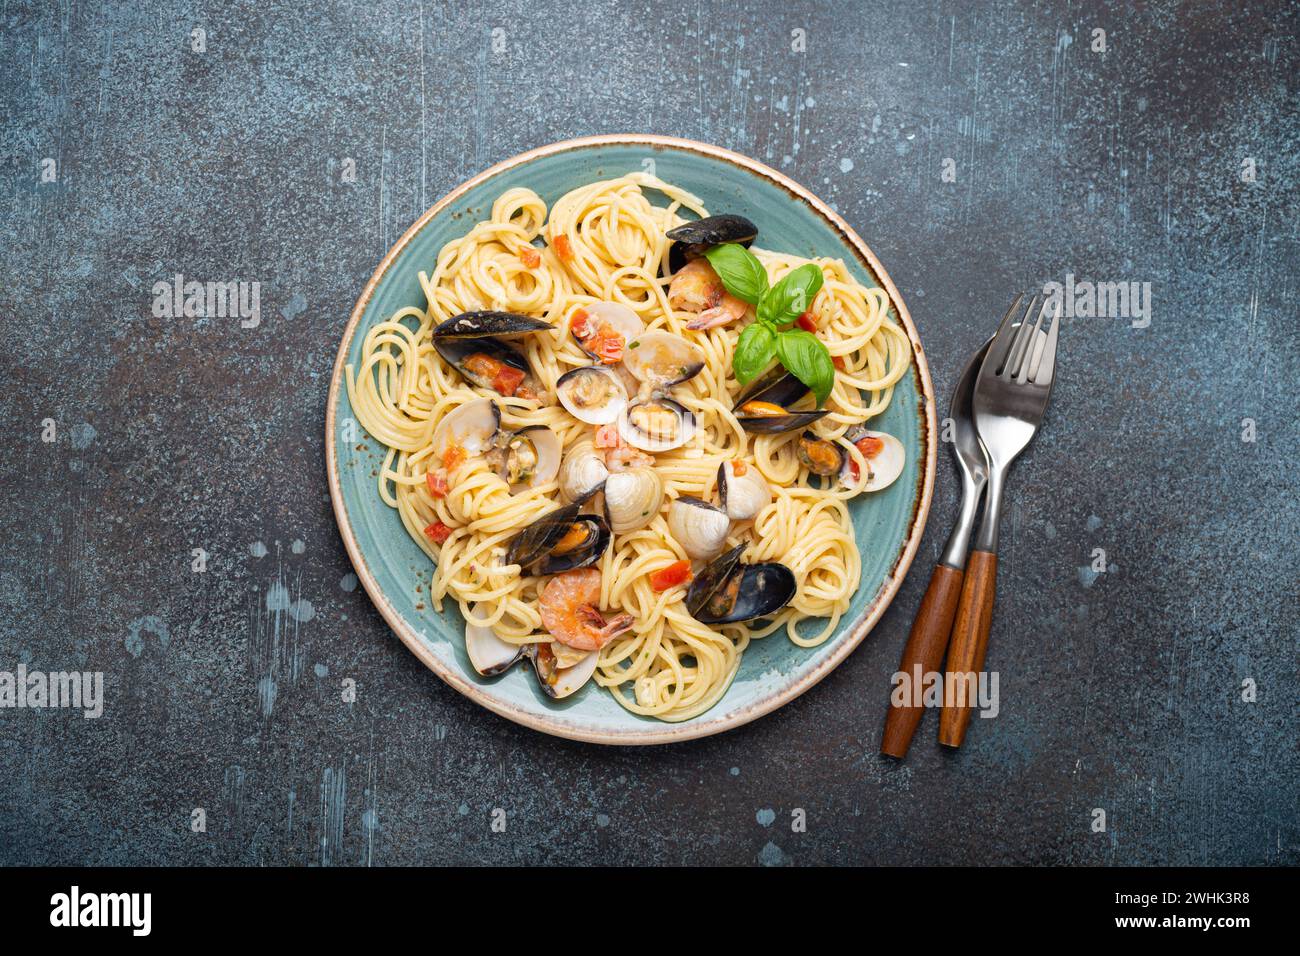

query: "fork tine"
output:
1026 296 1060 381
988 292 1028 372
1000 295 1042 379
1031 303 1061 386
1013 299 1050 383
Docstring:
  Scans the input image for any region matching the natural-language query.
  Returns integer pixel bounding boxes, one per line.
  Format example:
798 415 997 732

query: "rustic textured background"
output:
1 0 1296 866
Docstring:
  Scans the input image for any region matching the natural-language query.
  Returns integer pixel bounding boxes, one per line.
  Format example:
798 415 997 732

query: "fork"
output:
938 293 1061 748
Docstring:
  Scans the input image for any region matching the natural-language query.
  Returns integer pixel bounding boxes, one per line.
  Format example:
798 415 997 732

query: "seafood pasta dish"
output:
345 172 912 722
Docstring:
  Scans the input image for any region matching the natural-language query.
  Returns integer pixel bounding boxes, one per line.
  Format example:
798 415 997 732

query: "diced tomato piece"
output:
552 234 574 262
426 471 449 497
423 521 453 544
846 436 885 484
593 424 621 449
492 364 526 396
796 310 817 332
649 560 693 592
591 328 625 364
832 355 847 371
570 308 590 338
442 443 467 472
519 245 541 268
854 435 884 459
730 459 747 476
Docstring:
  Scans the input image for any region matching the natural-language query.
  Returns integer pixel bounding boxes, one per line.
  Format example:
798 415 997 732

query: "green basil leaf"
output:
732 322 777 385
703 244 769 306
758 263 825 327
775 328 835 405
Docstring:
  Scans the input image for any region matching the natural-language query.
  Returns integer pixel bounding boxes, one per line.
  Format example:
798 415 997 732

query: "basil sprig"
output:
703 244 834 404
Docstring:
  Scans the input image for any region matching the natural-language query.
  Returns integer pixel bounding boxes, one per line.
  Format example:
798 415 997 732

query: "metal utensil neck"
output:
939 467 984 569
973 465 1007 552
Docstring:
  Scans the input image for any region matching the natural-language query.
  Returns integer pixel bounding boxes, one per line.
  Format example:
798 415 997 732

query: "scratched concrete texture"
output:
0 0 1296 867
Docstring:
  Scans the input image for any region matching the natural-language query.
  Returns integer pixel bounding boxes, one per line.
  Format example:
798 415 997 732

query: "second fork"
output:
938 293 1061 748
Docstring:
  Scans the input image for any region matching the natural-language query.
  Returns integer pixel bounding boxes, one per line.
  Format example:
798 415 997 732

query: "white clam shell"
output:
603 468 664 534
718 459 771 522
539 645 598 699
573 302 644 360
842 430 906 493
558 440 610 503
621 330 705 388
507 426 561 491
464 609 524 675
618 398 697 452
464 609 596 699
667 496 731 560
557 366 628 425
432 398 500 459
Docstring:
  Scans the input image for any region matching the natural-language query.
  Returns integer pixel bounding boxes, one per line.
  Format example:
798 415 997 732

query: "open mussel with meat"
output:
795 430 846 477
733 369 828 434
431 311 552 399
685 545 797 625
504 502 611 575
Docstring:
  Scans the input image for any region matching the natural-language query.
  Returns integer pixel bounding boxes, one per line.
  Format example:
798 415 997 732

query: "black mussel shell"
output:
536 514 611 575
434 336 529 385
734 370 825 433
736 408 828 435
666 214 758 272
736 370 812 409
686 544 745 618
432 311 553 339
505 502 582 569
687 546 796 625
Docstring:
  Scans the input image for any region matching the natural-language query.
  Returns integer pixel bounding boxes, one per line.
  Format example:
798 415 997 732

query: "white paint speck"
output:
70 423 97 449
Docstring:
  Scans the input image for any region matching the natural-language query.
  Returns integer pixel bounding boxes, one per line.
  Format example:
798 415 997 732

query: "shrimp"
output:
604 444 654 471
668 259 749 330
594 424 654 471
539 568 634 651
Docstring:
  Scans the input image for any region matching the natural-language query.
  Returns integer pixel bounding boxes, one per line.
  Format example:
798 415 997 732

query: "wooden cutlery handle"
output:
880 563 965 758
938 549 999 748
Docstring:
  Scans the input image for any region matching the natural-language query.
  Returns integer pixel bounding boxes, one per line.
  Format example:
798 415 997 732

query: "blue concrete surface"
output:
0 0 1295 865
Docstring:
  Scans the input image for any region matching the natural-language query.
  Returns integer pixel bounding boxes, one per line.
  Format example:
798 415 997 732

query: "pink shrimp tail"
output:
596 613 634 640
685 308 734 330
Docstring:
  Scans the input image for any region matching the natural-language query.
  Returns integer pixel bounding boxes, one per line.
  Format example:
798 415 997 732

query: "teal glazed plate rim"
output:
326 135 937 745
